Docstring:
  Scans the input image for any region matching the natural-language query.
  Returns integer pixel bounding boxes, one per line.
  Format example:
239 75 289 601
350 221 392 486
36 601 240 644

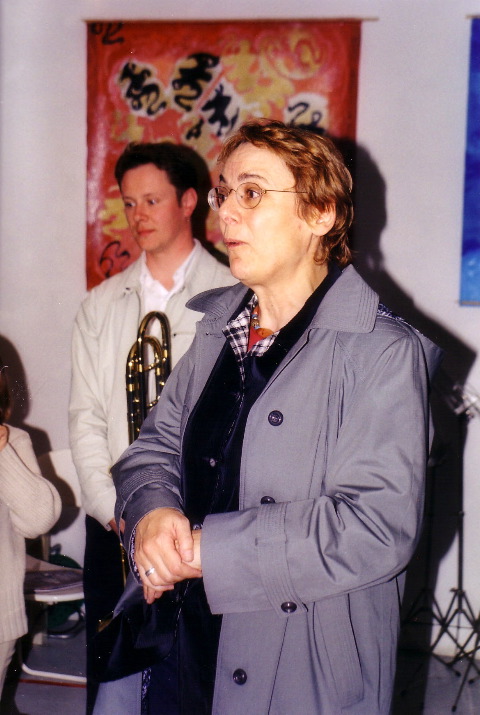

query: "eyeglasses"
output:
207 182 307 211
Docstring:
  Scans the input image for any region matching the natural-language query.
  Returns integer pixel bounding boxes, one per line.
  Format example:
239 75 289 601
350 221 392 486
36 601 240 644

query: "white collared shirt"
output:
139 238 200 314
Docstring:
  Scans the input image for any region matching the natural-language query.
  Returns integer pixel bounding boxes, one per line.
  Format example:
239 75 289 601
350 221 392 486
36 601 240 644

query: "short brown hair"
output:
217 119 353 267
115 142 198 204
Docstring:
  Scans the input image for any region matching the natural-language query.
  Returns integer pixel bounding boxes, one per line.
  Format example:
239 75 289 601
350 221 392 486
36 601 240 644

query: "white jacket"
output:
69 246 236 527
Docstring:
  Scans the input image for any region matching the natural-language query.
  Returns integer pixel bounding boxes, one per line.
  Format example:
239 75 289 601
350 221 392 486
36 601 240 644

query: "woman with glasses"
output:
110 119 441 714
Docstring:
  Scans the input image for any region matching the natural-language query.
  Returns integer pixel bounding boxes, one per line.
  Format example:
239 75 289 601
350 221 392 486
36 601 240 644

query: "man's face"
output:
120 163 195 256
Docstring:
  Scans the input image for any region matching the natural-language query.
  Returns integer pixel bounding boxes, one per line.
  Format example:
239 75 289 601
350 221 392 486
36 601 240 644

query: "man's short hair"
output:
115 142 198 203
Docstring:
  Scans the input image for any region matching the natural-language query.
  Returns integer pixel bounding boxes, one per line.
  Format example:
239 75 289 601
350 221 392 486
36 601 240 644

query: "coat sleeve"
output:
112 350 195 563
201 330 432 617
0 429 61 538
68 292 117 527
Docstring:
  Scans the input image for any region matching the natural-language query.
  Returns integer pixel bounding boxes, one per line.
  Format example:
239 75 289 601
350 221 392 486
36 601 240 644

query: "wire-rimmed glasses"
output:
207 182 307 211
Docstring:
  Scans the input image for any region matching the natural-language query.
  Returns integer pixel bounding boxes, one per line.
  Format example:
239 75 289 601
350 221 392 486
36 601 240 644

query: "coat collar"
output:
187 265 379 335
115 255 143 296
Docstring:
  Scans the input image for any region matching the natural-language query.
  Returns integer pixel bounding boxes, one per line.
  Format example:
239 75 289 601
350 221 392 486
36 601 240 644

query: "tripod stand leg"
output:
451 625 480 712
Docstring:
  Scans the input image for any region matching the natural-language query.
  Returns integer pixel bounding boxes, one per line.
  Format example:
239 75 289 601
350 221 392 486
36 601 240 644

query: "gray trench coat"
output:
113 266 442 714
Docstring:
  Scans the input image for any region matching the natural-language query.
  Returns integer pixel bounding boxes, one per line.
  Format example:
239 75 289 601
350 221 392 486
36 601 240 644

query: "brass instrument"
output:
126 311 172 444
120 311 172 582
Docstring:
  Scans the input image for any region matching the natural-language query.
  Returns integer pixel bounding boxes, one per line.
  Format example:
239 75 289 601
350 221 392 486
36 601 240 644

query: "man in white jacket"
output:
68 141 236 713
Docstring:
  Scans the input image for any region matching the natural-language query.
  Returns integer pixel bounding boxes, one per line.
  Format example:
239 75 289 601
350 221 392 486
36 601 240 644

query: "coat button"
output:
260 495 276 504
232 668 247 685
281 601 297 613
268 410 283 426
208 457 217 468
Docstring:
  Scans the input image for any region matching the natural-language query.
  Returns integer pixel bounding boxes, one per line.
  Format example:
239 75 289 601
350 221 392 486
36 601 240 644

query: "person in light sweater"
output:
0 358 61 696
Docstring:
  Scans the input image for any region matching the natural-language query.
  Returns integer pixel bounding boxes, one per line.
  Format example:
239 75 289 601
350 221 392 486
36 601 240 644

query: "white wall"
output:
1 0 480 650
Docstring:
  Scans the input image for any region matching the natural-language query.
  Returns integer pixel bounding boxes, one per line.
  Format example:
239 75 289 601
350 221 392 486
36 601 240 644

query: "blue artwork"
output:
461 19 480 305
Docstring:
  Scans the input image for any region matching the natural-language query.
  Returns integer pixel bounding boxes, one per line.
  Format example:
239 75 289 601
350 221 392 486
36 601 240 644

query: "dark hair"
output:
0 357 11 424
114 142 198 204
217 119 353 267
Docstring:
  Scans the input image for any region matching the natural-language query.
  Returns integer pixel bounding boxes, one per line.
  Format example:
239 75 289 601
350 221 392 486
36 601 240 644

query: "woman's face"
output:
217 143 323 293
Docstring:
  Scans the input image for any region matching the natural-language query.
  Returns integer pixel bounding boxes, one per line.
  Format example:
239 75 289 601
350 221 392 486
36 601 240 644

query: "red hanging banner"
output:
86 20 361 289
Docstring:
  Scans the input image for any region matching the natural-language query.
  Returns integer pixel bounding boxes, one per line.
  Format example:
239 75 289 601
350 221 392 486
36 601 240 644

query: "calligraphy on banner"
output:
87 20 361 289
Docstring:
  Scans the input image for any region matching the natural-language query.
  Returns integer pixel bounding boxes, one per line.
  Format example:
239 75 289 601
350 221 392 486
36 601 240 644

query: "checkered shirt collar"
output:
223 294 278 376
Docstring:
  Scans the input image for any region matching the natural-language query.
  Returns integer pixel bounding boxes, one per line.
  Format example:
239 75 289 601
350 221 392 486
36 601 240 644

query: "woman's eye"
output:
148 198 159 205
216 189 228 202
244 186 261 200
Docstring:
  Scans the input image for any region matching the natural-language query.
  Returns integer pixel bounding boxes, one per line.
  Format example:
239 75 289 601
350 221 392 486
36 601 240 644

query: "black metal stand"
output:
402 410 480 711
451 616 480 711
439 412 480 711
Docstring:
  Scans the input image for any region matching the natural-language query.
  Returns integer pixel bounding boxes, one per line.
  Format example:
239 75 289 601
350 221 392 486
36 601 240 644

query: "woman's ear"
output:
307 205 336 237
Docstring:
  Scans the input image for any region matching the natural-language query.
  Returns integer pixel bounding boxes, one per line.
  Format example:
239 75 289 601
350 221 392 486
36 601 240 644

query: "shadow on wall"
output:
0 335 51 456
336 137 477 704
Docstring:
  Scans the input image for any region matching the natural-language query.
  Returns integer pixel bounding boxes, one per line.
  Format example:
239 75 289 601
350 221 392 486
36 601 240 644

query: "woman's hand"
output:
191 528 202 571
0 424 9 451
135 507 202 604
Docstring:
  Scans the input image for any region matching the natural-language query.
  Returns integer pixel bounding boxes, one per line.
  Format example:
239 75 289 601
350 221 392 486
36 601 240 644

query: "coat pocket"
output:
313 595 363 709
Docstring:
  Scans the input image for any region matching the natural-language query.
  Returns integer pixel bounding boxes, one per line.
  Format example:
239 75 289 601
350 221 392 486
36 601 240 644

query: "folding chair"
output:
23 555 86 684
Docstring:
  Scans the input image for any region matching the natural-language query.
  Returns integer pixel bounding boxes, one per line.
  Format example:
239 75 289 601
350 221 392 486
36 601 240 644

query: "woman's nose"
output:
218 191 238 223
